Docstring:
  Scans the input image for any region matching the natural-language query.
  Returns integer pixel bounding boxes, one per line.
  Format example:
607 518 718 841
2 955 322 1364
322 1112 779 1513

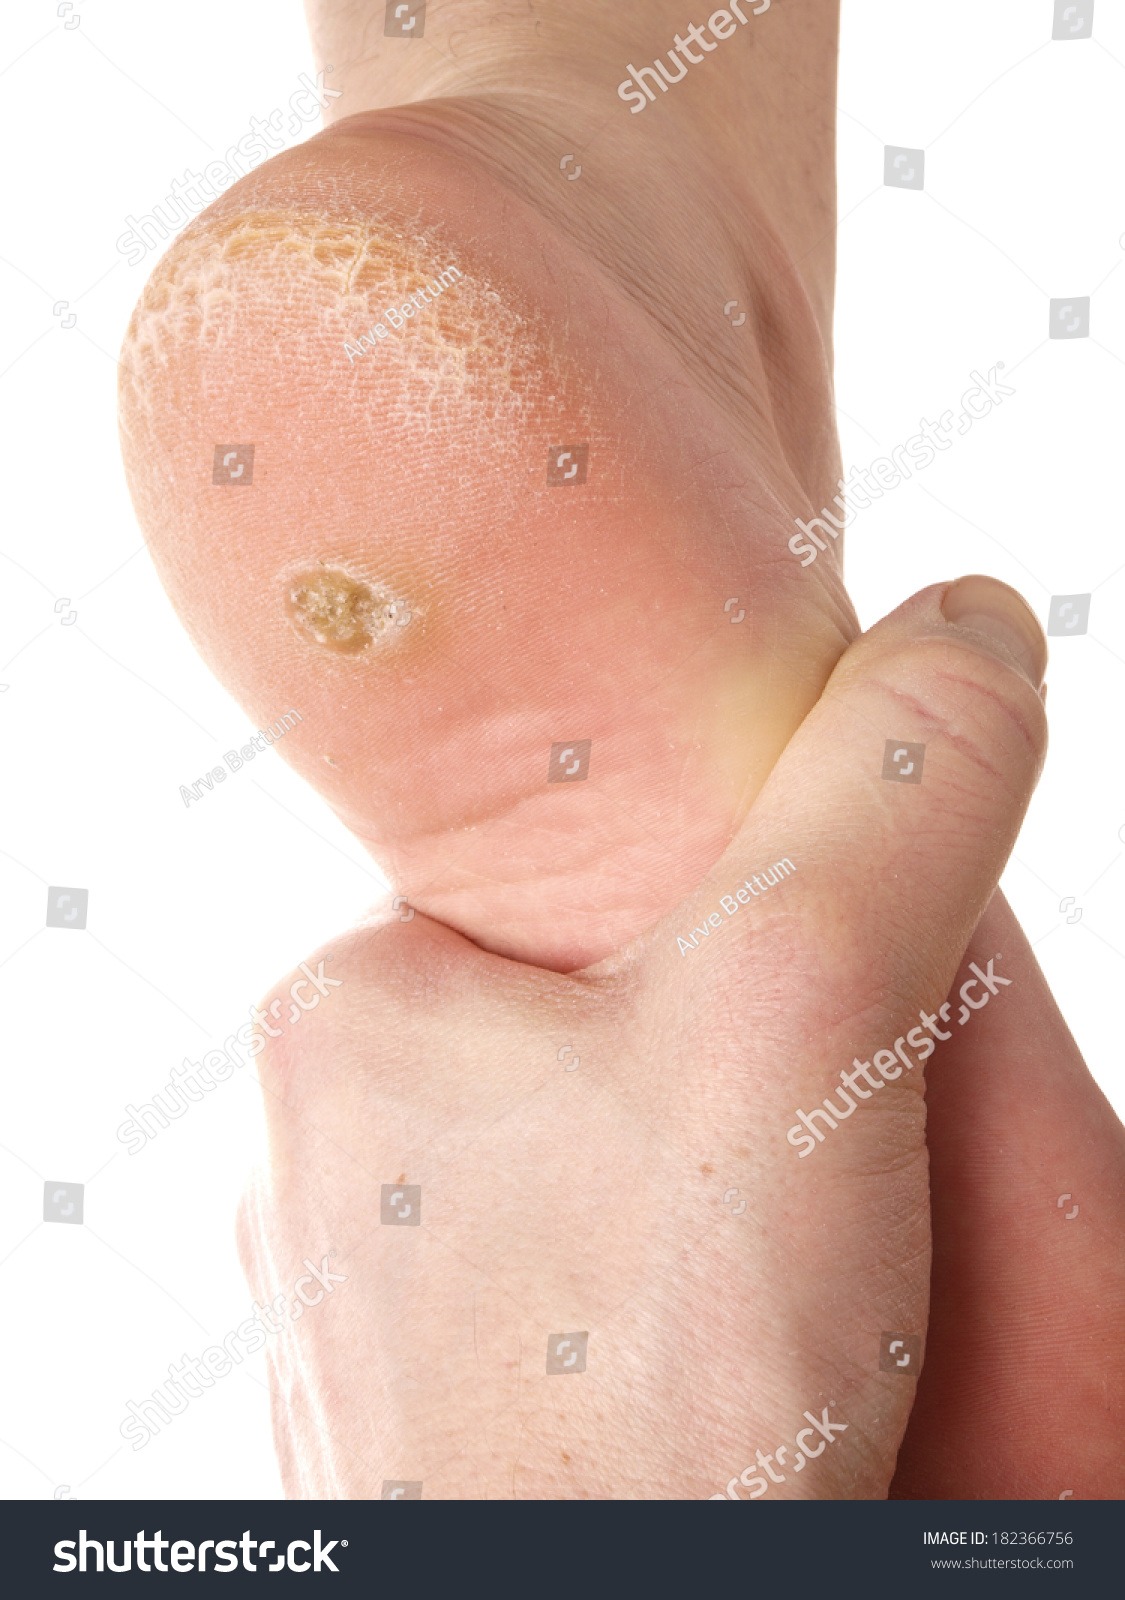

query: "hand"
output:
119 0 1125 1498
238 579 1048 1498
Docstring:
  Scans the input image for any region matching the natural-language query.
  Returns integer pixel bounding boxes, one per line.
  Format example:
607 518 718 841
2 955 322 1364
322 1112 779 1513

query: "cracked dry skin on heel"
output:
119 208 559 439
117 197 590 688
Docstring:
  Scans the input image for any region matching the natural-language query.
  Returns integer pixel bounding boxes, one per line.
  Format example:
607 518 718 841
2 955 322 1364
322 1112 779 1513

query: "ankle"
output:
309 1 838 312
313 2 772 119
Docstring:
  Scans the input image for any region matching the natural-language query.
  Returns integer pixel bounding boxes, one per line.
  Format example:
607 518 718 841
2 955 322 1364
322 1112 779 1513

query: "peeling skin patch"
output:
287 567 404 653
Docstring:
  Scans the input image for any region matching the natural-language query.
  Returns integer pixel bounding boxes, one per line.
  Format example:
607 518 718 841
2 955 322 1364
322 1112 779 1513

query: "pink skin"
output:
117 0 1125 1498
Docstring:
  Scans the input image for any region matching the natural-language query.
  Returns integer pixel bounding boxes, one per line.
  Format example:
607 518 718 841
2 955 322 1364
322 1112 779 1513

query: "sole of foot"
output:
119 107 856 969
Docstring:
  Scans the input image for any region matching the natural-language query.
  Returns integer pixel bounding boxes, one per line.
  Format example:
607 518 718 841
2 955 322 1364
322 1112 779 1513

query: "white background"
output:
0 0 1121 1500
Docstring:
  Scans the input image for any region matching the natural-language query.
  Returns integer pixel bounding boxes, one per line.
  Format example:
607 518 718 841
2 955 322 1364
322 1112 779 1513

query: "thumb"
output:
625 576 1047 1494
669 575 1047 1033
644 575 1047 1487
753 573 1046 1004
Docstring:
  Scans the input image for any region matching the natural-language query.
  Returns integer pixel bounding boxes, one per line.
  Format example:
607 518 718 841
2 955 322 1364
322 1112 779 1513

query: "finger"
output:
638 577 1047 1475
890 890 1125 1501
662 576 1048 1038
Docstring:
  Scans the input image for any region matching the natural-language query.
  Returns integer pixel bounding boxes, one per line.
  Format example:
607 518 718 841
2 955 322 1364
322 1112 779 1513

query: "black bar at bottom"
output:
0 1499 1113 1593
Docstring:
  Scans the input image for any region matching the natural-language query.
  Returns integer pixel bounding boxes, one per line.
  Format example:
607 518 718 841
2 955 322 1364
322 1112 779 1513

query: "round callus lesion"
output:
286 568 395 651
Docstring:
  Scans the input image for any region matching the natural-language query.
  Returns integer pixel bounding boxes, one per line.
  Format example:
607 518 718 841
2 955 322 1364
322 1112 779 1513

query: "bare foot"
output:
116 0 1125 1500
118 0 854 971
